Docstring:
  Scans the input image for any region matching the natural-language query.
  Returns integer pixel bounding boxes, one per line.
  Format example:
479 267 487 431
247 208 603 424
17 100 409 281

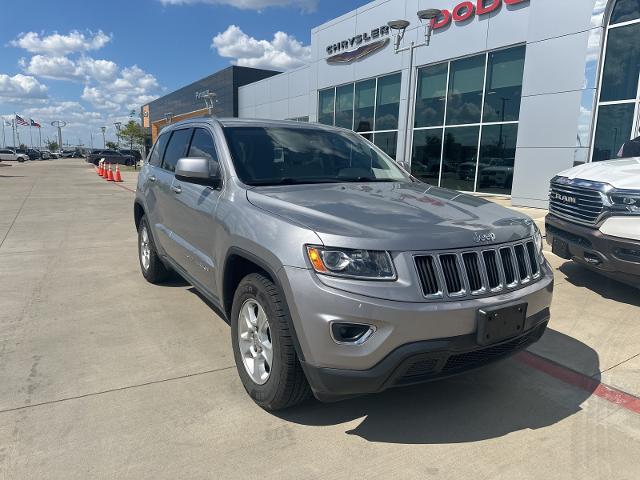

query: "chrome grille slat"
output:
549 180 605 225
414 239 542 300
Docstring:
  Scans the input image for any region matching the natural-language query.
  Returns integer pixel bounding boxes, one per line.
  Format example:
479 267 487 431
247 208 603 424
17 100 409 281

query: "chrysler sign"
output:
326 25 391 64
432 0 529 29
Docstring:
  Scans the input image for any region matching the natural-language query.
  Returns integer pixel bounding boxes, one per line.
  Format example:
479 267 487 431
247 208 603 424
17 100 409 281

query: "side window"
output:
148 133 169 167
188 128 219 171
161 129 193 173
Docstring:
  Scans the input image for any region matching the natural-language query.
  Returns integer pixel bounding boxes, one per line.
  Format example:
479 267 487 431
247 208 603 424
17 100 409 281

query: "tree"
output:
47 140 59 152
117 120 146 151
106 141 118 150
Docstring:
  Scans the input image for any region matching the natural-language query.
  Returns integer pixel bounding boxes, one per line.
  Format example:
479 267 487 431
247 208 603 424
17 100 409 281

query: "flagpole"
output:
39 127 42 149
2 119 5 148
12 119 16 150
29 123 33 149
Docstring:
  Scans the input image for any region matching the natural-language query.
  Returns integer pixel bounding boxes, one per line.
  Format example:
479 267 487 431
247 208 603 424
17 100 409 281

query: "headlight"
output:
534 227 543 256
306 246 396 280
610 191 640 214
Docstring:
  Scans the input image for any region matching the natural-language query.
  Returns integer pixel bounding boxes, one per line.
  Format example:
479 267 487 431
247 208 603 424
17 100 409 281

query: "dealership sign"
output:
326 26 391 64
432 0 529 29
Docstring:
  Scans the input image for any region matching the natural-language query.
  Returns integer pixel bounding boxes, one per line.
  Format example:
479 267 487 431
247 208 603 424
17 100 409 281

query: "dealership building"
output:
144 0 640 208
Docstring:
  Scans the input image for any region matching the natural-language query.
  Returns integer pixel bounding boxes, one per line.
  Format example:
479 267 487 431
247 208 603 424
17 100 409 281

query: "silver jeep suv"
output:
134 118 554 410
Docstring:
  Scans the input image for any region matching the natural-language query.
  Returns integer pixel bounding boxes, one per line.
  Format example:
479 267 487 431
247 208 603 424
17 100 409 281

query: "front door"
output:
167 126 222 295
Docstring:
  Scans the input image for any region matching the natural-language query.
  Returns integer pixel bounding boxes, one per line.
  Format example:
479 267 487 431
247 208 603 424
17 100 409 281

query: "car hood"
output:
246 181 535 251
557 157 640 190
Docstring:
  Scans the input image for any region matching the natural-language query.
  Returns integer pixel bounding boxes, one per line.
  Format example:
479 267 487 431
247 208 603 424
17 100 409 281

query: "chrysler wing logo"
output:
474 232 496 243
554 193 577 205
327 38 390 65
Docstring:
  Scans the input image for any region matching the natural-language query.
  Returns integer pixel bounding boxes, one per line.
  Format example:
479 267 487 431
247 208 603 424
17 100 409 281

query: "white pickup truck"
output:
545 158 640 288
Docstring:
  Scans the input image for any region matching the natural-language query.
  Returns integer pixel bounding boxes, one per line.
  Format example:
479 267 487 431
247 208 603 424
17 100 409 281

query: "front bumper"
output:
277 262 554 398
545 214 640 287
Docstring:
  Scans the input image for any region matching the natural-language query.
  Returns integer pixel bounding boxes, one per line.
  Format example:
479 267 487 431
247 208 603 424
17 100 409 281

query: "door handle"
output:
171 185 182 194
149 175 156 182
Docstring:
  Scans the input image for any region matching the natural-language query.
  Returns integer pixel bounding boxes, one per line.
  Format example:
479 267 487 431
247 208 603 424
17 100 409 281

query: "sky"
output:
0 0 368 148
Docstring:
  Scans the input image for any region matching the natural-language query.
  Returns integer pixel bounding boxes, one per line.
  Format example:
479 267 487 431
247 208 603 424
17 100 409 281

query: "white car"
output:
0 148 29 162
546 158 640 288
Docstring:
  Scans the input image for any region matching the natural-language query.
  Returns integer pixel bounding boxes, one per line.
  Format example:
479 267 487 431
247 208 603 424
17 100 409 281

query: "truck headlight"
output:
610 191 640 214
534 227 543 256
306 246 396 280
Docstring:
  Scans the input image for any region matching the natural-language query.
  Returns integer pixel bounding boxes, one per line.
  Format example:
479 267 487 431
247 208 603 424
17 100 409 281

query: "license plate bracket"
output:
477 303 527 346
552 237 571 259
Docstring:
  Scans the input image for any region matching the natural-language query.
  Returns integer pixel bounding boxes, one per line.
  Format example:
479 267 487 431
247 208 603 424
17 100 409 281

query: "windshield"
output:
222 126 410 186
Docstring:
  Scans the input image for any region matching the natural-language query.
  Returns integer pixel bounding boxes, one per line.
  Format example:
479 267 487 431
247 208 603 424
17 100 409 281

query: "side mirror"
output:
175 157 221 187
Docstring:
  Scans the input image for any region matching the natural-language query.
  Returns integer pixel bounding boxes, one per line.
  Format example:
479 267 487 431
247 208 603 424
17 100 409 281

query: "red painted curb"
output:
516 351 640 415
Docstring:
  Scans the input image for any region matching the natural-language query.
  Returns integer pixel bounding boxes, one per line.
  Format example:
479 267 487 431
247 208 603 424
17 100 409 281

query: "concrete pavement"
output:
1 159 639 479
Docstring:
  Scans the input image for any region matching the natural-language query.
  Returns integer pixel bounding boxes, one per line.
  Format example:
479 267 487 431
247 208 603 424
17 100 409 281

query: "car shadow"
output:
187 287 230 326
275 329 599 445
558 262 639 307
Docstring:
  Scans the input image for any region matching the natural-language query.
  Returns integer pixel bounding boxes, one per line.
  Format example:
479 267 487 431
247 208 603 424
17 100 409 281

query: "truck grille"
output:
549 179 605 225
414 239 541 300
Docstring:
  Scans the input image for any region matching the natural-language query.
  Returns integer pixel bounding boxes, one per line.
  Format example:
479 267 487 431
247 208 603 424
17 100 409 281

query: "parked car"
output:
87 149 135 166
16 148 41 160
134 118 553 410
118 149 142 163
546 157 640 289
0 148 29 162
49 151 61 159
61 148 83 158
38 149 52 160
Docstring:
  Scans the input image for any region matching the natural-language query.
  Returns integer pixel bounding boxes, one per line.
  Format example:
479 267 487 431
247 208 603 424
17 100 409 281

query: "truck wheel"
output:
231 273 311 410
138 215 170 283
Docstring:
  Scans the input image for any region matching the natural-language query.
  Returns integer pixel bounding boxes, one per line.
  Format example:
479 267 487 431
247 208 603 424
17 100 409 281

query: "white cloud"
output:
0 73 48 100
11 30 112 56
212 25 311 70
158 0 317 12
81 66 160 111
23 55 119 83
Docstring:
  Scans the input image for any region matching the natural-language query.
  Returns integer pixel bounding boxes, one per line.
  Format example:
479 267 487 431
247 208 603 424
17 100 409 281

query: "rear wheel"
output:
231 273 311 410
137 215 170 283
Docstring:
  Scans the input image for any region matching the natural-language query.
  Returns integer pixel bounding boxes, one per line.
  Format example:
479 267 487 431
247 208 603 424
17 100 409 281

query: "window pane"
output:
374 131 397 159
188 128 218 170
415 63 448 128
477 124 518 195
162 129 193 172
335 84 354 129
447 55 485 125
375 73 401 131
593 103 635 161
411 129 442 184
149 133 169 166
440 126 480 191
354 79 376 132
359 132 373 141
600 22 640 102
318 89 335 125
611 0 640 24
483 46 525 123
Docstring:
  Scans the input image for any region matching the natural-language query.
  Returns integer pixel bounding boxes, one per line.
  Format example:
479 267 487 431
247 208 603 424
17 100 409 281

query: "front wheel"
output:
231 273 311 410
137 215 170 283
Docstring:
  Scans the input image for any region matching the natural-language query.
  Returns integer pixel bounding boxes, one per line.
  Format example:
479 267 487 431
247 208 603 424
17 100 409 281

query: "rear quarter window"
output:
148 133 170 167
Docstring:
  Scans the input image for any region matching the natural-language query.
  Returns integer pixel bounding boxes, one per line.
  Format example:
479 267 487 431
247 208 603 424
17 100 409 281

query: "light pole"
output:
201 91 218 116
50 120 66 152
164 112 174 125
388 8 441 171
100 126 107 149
114 122 122 149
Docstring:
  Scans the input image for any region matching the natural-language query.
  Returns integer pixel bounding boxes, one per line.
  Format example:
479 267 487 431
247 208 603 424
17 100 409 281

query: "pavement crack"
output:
0 365 235 415
0 178 37 250
597 352 640 376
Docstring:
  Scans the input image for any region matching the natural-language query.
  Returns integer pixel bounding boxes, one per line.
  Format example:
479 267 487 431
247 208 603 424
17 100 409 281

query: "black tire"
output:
137 215 170 283
231 273 311 410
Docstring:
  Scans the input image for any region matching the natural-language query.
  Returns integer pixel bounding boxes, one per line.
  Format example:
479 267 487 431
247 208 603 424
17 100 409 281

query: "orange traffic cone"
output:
99 161 105 177
107 164 114 181
113 164 123 182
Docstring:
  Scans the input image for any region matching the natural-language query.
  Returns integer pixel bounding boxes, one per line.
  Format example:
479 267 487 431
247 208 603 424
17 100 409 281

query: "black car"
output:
118 149 142 162
16 148 42 160
87 149 135 166
62 148 84 158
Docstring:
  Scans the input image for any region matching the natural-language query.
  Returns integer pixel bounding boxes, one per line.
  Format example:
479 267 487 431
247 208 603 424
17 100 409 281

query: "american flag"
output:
30 119 41 128
15 114 28 126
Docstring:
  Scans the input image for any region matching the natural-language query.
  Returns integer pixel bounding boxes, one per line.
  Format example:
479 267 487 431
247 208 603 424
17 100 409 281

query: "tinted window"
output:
411 130 443 184
447 55 485 125
335 84 354 129
415 63 448 128
354 79 376 132
611 0 640 24
373 131 398 159
593 103 635 161
149 133 169 166
188 128 218 169
318 89 335 126
440 126 480 191
483 46 525 123
375 73 401 131
162 129 192 172
600 22 640 102
477 123 518 195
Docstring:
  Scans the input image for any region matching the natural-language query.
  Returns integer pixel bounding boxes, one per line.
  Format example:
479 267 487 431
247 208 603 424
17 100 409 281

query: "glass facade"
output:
592 3 640 161
317 72 401 158
411 45 526 195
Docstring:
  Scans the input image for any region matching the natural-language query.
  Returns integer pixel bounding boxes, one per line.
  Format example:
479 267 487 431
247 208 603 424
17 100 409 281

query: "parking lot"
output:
1 158 639 479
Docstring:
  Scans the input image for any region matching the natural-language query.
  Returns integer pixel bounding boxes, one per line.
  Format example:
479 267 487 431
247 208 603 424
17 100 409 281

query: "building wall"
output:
238 0 610 208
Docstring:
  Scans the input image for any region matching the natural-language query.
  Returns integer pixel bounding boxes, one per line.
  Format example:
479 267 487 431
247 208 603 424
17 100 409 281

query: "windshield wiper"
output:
338 177 399 183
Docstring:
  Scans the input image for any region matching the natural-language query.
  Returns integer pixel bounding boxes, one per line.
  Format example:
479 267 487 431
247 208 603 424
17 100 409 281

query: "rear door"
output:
168 126 223 294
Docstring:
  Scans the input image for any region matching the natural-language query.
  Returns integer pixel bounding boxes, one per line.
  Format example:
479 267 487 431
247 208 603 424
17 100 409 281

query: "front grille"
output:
549 180 605 225
414 239 541 300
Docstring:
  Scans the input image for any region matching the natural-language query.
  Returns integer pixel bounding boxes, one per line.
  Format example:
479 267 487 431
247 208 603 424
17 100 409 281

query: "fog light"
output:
330 322 376 345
